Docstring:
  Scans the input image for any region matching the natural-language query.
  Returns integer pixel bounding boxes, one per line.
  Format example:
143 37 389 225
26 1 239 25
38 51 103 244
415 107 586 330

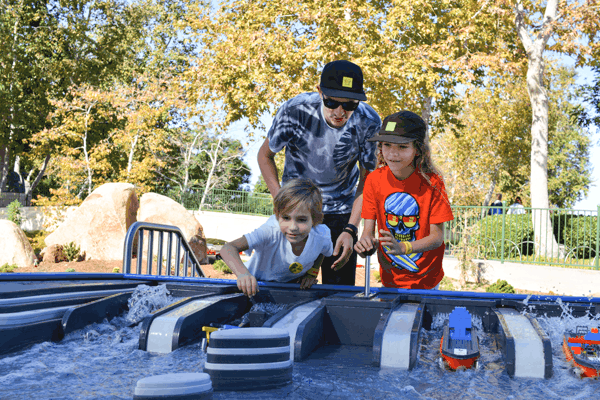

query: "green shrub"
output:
373 270 381 283
473 214 534 258
561 215 597 259
66 268 76 272
212 259 233 274
439 276 454 291
63 242 81 262
206 238 226 246
486 279 515 294
0 263 18 273
24 230 49 256
112 267 120 273
7 200 23 226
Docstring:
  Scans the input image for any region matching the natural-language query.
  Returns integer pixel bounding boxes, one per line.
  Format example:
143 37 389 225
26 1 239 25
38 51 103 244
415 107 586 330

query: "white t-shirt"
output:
244 215 334 282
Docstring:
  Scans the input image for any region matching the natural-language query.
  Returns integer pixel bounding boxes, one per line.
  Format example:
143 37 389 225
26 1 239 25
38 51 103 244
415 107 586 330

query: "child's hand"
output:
354 236 378 258
236 273 258 297
378 229 407 255
299 274 317 290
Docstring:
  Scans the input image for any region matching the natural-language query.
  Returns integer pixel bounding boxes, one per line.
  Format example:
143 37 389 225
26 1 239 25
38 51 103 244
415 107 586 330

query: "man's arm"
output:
331 165 369 270
257 138 281 198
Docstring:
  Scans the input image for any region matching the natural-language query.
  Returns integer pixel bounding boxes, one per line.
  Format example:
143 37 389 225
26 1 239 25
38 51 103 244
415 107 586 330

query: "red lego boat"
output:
440 307 480 370
563 326 600 378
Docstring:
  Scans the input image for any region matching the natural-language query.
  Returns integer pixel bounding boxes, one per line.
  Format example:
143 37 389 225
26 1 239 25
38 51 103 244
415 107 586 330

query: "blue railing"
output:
123 222 206 278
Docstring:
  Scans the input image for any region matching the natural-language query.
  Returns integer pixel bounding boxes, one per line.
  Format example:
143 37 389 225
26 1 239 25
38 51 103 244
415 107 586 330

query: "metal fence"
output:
447 205 599 269
176 188 273 216
172 189 599 269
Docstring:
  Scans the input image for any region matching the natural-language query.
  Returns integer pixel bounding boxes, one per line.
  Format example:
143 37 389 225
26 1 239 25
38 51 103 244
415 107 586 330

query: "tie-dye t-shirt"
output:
268 92 381 214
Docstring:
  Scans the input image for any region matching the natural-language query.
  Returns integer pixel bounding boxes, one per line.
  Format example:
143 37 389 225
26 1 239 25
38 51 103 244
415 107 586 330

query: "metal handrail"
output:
122 221 205 278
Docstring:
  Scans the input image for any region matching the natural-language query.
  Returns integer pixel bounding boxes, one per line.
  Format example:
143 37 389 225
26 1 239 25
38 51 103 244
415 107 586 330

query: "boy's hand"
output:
236 273 258 297
354 236 378 258
378 229 406 255
299 274 318 290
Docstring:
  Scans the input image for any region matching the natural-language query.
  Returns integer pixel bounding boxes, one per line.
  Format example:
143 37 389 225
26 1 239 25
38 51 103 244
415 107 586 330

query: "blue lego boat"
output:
440 307 480 370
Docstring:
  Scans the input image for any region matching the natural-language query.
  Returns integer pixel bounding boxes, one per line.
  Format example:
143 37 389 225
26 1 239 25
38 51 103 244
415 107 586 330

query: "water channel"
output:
1 285 599 399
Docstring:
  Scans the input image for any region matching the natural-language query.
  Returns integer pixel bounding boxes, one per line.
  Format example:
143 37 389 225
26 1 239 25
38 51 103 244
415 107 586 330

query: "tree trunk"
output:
0 145 9 192
24 153 51 200
482 177 496 219
126 133 140 178
199 137 222 211
515 0 560 258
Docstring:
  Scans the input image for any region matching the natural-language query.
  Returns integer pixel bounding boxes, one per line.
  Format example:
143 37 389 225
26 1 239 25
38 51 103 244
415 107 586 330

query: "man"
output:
257 60 381 285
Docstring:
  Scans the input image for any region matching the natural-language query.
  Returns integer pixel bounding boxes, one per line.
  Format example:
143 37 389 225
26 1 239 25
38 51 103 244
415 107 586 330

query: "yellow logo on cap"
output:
342 77 353 88
385 122 397 131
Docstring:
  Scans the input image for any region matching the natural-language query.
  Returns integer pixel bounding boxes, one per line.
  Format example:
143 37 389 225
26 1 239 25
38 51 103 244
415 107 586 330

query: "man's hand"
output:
331 231 354 271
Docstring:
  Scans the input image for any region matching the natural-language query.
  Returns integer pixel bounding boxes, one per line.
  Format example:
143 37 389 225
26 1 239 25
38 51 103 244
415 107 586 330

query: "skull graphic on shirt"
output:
383 192 422 271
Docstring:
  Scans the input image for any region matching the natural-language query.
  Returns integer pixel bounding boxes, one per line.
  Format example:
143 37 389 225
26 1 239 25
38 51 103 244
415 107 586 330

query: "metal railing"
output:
172 189 273 216
169 187 599 269
123 221 206 278
446 204 599 269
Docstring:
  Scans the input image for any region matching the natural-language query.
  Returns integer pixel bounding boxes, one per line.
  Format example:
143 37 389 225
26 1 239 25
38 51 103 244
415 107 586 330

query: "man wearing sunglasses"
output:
257 60 381 286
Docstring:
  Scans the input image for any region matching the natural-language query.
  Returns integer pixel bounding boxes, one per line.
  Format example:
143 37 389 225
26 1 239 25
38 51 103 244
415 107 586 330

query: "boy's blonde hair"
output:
273 178 324 225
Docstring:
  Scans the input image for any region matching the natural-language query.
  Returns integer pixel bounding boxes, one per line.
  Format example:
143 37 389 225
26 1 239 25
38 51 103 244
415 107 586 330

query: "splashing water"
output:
1 290 599 399
126 284 174 325
238 302 288 326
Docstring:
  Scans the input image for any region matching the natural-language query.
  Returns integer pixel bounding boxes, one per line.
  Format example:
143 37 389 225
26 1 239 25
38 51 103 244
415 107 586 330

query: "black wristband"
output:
342 227 358 243
344 224 358 235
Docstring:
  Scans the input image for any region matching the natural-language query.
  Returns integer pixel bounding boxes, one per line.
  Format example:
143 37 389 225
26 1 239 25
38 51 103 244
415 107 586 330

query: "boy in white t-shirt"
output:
220 179 334 297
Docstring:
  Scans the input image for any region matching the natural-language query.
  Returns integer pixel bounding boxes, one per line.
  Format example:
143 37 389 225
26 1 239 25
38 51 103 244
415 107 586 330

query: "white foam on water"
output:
126 284 175 325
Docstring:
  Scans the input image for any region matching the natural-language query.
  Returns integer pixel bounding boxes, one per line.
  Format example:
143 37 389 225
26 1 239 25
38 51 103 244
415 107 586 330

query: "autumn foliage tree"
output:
185 0 524 133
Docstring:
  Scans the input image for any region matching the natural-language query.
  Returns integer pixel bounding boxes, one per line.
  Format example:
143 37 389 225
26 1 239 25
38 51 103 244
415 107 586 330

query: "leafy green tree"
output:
0 0 149 199
438 66 591 209
185 0 523 134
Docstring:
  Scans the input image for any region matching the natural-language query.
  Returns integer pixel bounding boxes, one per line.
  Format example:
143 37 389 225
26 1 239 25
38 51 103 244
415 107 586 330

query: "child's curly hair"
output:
376 130 443 186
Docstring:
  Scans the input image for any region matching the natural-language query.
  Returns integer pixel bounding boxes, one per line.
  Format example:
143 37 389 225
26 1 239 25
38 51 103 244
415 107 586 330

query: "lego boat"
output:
440 307 480 370
563 326 600 378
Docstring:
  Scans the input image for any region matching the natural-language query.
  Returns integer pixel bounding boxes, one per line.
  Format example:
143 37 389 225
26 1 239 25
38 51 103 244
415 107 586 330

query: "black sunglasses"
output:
322 96 360 112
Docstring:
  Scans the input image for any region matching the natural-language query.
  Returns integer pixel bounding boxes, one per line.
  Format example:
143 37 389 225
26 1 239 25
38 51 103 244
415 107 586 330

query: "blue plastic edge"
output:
3 272 600 304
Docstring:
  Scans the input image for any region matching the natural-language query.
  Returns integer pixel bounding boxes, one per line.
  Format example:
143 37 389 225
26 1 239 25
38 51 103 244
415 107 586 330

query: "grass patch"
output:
206 238 226 246
212 259 233 274
66 268 76 272
0 263 18 273
439 276 455 291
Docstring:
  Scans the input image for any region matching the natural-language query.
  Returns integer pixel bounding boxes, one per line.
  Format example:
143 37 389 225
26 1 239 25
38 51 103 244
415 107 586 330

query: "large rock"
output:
41 244 68 263
137 193 208 264
45 183 139 261
0 220 36 268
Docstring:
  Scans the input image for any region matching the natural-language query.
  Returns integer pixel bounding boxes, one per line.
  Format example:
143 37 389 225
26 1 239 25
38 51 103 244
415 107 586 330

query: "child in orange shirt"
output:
354 111 453 289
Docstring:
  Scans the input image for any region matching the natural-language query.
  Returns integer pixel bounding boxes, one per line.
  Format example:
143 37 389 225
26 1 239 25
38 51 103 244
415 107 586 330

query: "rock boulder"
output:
137 193 208 264
0 220 36 268
41 244 68 263
45 183 139 260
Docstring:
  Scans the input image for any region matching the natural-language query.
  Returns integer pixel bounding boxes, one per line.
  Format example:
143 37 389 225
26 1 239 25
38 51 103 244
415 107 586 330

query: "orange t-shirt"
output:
362 167 454 289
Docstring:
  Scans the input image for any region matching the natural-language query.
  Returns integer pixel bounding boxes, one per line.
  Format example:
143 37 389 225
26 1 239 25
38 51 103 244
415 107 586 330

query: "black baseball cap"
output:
368 111 427 143
319 60 367 101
